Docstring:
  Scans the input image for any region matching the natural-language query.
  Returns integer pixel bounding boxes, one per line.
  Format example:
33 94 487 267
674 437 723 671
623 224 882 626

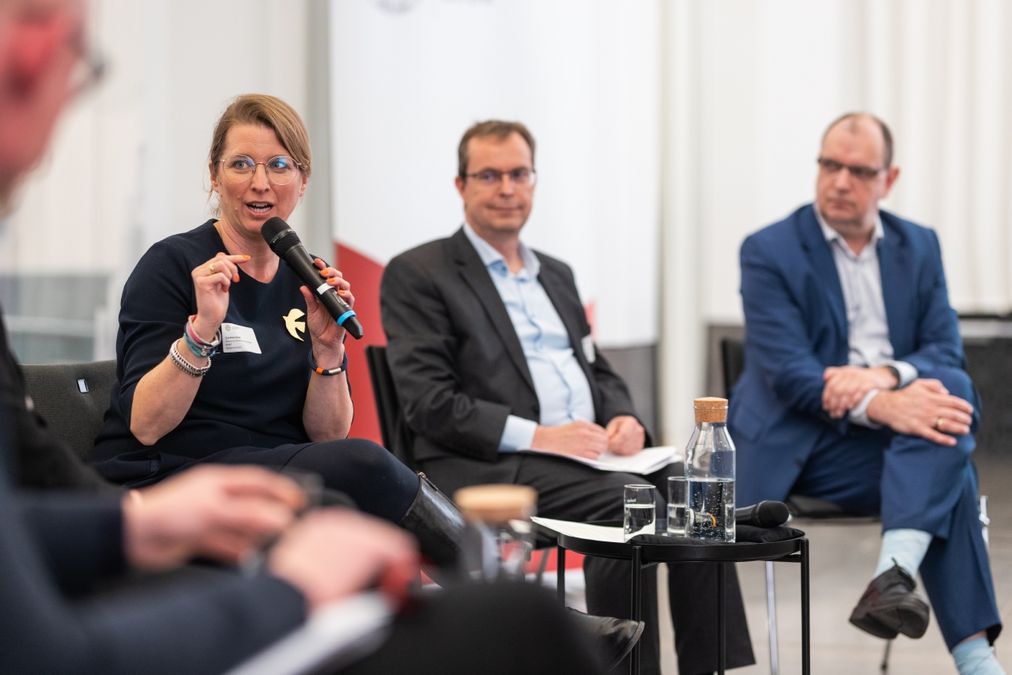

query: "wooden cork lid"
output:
694 396 728 424
454 484 537 524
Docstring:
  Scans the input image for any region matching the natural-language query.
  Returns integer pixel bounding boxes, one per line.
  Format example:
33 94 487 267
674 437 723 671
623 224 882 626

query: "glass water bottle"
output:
685 397 736 542
454 484 538 582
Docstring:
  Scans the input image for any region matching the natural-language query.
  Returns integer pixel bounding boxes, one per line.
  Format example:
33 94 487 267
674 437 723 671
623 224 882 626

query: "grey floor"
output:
655 451 1012 674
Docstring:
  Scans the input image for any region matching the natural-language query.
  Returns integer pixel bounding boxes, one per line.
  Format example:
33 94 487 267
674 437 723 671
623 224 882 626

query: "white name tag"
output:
581 334 596 364
221 322 262 354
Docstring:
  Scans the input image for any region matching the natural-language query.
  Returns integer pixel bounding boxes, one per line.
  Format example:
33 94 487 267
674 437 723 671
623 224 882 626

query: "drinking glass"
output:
666 476 688 536
623 484 657 540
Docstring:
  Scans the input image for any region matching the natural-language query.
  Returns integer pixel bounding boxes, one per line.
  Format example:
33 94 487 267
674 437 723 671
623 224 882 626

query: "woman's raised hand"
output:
300 258 354 359
190 253 251 337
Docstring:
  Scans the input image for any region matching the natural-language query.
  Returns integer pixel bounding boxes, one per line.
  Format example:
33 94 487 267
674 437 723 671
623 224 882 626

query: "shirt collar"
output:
462 222 540 277
814 206 885 248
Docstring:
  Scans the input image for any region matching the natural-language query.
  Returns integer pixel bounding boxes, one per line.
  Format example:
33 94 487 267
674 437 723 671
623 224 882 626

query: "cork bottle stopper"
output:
694 396 728 424
454 484 537 524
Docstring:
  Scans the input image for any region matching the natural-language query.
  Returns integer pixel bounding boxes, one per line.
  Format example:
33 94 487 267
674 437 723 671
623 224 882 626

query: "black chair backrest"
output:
365 345 418 470
720 336 745 400
20 360 117 462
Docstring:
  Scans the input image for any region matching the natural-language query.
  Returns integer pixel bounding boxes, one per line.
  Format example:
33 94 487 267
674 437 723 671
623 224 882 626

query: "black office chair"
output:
364 345 419 471
20 360 117 461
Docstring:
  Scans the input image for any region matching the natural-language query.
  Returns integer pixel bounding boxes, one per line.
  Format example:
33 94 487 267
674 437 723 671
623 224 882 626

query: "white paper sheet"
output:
532 516 626 543
522 445 681 475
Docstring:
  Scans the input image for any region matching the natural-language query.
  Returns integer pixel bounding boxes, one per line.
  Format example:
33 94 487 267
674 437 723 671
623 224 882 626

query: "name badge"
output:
581 334 596 364
221 322 262 354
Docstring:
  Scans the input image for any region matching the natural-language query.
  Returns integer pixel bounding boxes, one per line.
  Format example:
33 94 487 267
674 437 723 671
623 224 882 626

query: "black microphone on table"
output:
261 217 364 340
735 500 790 528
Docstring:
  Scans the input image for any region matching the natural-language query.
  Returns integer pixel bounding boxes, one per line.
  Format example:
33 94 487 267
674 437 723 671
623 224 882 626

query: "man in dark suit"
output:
381 119 754 675
732 112 1002 672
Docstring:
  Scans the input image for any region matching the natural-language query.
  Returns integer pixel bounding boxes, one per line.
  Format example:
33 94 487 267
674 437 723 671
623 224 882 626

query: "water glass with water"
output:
623 484 657 540
666 476 688 536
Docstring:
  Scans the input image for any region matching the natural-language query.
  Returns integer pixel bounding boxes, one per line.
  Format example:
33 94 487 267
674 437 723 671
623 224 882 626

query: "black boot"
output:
400 473 467 583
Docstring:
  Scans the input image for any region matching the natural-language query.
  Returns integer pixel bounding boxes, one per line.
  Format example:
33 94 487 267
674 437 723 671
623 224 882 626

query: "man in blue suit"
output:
732 113 1002 674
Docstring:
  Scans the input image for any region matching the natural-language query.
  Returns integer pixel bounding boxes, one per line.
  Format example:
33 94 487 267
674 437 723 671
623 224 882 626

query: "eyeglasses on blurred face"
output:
218 154 305 186
816 157 885 182
464 167 537 188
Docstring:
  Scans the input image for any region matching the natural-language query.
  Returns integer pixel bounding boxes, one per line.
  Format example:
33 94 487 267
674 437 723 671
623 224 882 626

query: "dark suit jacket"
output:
380 227 642 485
730 203 967 505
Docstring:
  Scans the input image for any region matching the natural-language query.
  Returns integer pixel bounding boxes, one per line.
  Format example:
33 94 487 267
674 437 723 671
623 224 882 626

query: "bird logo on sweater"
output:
282 308 306 342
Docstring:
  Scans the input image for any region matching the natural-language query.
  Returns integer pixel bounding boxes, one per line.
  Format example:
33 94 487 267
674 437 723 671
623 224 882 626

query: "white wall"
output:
0 0 313 280
329 0 662 347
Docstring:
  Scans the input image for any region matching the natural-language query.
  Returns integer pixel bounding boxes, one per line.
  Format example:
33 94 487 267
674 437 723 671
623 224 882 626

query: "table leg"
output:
717 562 726 675
801 539 810 675
631 545 642 675
556 546 566 604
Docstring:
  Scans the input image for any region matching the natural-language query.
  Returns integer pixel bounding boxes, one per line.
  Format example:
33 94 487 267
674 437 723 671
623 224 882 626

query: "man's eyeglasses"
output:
465 168 537 188
817 157 885 181
218 155 306 186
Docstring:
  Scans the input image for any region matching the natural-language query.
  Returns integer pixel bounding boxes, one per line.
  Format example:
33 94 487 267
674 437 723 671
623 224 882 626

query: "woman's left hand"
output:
300 258 354 361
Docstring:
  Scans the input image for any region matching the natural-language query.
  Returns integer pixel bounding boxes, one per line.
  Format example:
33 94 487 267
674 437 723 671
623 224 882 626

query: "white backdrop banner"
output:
329 0 661 348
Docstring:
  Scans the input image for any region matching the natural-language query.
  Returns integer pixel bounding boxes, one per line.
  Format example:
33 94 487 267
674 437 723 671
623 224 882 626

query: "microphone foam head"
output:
261 217 297 254
756 500 791 527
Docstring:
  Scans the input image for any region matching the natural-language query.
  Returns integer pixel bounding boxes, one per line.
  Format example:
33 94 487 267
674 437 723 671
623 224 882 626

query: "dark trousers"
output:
196 438 421 523
792 366 1001 649
343 583 607 675
424 454 755 675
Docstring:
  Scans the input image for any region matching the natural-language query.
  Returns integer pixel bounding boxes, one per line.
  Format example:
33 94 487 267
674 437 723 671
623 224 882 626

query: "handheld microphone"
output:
261 217 364 340
734 500 790 528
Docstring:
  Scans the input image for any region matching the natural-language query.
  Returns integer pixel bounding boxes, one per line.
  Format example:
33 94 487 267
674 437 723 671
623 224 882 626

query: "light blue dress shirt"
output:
462 224 595 452
815 209 917 427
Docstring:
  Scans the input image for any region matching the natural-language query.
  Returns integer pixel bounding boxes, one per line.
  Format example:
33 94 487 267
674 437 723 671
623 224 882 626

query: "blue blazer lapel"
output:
797 206 847 339
877 215 913 354
448 229 536 393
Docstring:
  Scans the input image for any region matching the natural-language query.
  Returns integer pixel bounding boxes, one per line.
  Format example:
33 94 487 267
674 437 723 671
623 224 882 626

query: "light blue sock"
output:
952 636 1006 675
874 528 932 577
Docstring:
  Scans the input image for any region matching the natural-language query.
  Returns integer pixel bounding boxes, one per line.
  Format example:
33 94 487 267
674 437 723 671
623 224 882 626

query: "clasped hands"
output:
531 415 645 459
822 365 973 446
122 465 418 614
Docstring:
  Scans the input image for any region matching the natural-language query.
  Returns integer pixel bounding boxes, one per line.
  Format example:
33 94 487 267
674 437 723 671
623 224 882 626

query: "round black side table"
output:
534 519 810 675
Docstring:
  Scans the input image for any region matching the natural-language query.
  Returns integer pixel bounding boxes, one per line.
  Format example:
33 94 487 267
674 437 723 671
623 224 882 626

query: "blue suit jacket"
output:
730 204 965 505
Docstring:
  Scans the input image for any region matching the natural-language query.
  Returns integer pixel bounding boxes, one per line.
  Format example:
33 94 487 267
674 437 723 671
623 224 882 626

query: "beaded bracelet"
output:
309 351 348 376
169 339 211 377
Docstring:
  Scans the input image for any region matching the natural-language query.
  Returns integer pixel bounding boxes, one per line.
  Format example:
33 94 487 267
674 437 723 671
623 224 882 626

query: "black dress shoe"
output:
566 609 645 672
849 562 930 639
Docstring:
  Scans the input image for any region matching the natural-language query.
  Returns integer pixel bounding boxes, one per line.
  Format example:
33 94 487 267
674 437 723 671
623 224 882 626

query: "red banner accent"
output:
335 242 387 446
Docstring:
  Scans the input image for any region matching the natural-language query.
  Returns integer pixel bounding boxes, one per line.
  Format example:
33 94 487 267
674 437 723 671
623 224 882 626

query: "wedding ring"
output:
209 263 217 273
934 417 944 431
